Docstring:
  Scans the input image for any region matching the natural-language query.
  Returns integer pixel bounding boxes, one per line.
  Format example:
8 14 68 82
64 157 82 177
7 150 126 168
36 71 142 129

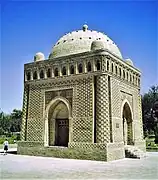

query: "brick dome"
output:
49 25 122 59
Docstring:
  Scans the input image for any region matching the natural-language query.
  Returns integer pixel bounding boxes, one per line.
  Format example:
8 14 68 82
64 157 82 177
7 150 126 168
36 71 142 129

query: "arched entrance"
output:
122 102 133 145
44 97 71 147
55 102 69 146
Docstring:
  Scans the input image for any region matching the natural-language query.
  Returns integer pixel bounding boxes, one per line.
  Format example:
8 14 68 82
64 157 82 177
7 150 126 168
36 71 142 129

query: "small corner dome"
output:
91 40 106 51
125 58 133 66
34 52 45 62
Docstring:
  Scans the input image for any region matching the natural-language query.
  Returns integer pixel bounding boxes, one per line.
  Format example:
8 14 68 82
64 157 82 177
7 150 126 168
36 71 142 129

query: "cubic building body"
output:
18 25 146 161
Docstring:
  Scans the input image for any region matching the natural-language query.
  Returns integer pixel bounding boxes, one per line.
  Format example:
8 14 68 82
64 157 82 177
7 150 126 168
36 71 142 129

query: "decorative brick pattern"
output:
72 77 93 143
72 117 93 142
75 78 93 117
138 95 144 139
17 142 107 161
69 142 107 150
25 76 94 144
21 85 29 141
18 141 44 147
120 91 133 109
111 78 121 117
96 75 110 143
45 89 73 108
27 86 44 141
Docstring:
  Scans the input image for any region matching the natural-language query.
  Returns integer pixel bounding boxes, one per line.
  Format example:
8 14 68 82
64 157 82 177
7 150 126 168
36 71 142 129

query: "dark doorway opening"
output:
55 119 69 147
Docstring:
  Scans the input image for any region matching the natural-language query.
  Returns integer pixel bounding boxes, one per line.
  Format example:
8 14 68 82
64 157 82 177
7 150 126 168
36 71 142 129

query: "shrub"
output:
0 134 20 144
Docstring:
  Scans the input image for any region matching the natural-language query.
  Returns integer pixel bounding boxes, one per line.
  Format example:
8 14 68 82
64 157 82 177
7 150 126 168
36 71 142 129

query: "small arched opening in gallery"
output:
27 72 31 80
138 78 140 86
70 65 74 74
107 61 109 71
33 71 37 80
126 72 129 81
62 66 66 75
40 70 44 79
54 68 59 77
87 61 91 72
115 65 118 75
96 60 101 70
47 68 51 78
78 63 83 73
133 76 135 84
123 70 125 79
111 63 114 73
119 68 122 77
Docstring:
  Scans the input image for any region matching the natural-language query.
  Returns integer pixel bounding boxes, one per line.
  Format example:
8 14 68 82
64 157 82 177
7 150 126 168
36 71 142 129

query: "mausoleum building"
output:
18 25 146 161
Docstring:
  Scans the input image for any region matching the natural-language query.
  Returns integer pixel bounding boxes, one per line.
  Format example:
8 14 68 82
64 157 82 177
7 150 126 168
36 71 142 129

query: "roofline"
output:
24 49 141 74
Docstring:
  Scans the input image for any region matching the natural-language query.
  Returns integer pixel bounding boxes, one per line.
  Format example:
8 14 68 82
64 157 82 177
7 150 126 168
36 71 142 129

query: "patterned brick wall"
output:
72 77 93 142
25 75 94 144
111 78 144 143
120 83 143 142
111 78 121 117
21 85 29 141
96 75 110 143
27 85 44 141
69 142 107 150
72 117 93 142
138 95 144 139
120 91 133 110
75 78 93 117
45 89 73 108
22 66 144 155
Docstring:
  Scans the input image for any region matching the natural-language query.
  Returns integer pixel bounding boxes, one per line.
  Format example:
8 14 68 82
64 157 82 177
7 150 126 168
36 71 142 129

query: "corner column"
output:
21 84 29 141
96 75 110 143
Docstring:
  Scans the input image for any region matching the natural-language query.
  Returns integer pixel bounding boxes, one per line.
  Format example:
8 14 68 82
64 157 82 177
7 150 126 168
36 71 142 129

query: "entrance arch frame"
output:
121 99 134 145
44 96 72 147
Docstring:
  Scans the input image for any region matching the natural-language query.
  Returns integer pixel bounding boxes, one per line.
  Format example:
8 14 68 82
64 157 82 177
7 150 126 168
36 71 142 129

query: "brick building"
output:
18 25 146 161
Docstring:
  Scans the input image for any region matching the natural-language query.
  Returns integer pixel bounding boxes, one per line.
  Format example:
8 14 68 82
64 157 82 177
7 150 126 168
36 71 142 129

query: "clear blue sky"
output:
1 1 157 113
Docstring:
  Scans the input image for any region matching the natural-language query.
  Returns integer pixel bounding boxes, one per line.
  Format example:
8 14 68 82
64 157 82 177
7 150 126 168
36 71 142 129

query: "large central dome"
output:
49 25 122 59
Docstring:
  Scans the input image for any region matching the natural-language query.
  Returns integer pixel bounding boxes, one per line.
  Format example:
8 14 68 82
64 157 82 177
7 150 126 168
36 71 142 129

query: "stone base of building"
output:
17 141 107 161
106 142 125 161
17 141 148 161
17 141 127 161
134 140 146 152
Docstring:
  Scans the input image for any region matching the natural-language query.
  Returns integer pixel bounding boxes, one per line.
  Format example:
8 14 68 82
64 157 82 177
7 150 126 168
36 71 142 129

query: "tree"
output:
0 109 22 135
0 111 11 135
151 99 158 143
142 85 158 142
10 109 22 133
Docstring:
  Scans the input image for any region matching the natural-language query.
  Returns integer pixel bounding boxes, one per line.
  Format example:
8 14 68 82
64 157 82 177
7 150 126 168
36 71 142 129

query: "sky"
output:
1 0 157 113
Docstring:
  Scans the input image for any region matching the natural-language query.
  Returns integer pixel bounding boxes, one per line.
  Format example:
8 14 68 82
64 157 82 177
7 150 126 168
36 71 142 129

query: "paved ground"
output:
0 148 17 154
0 152 158 179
